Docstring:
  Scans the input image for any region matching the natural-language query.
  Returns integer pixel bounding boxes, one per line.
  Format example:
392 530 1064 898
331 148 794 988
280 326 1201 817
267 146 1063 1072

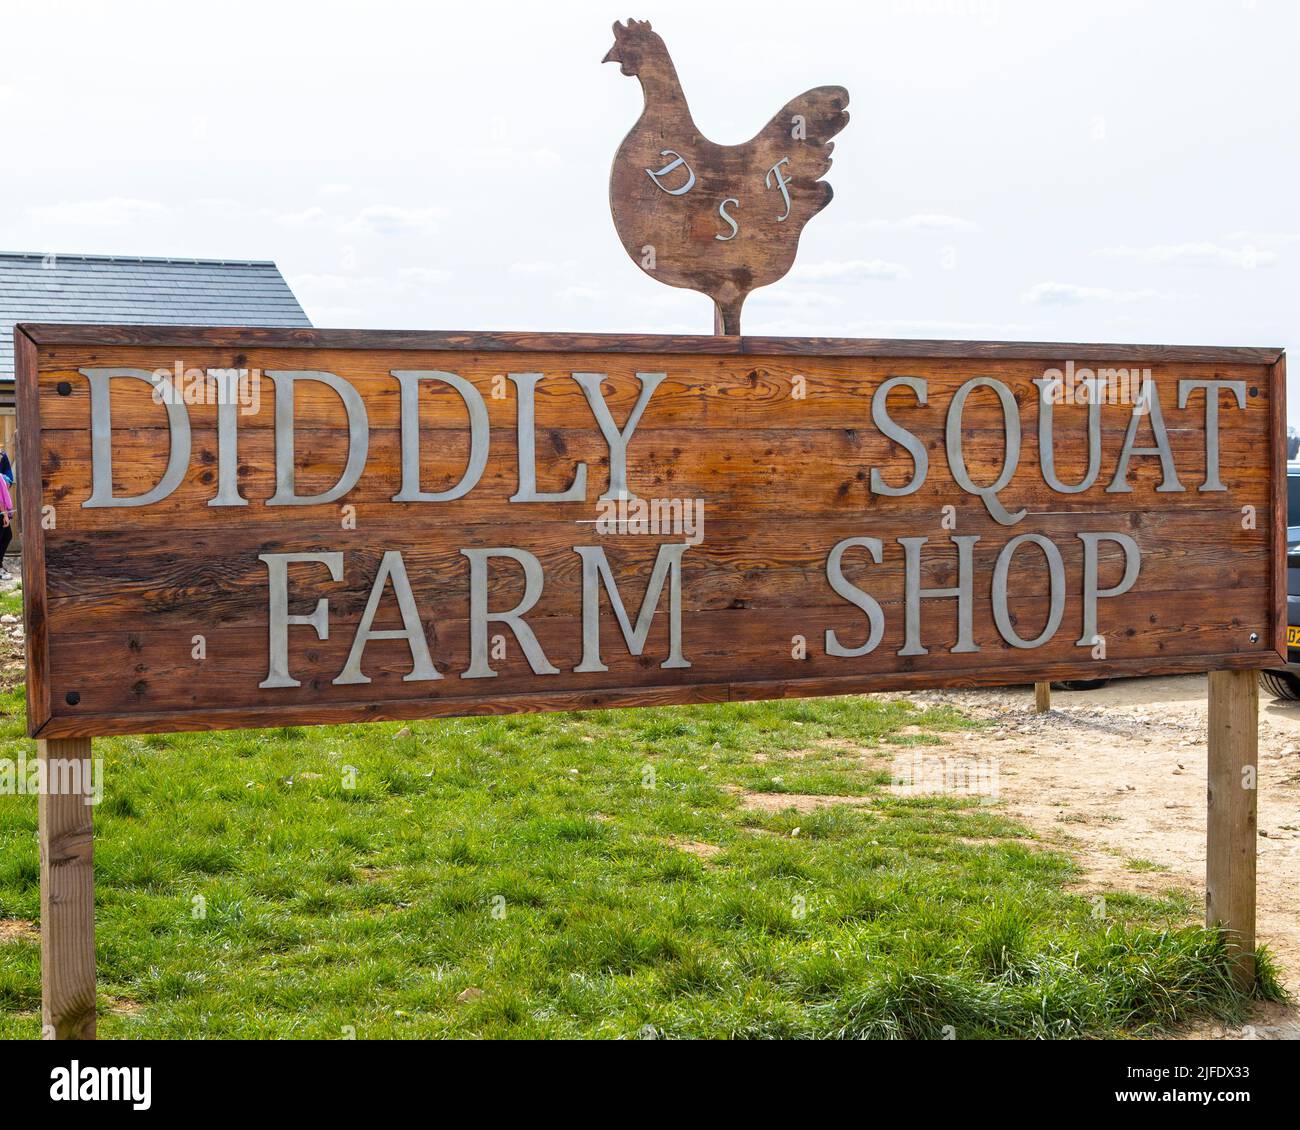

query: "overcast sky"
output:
2 0 1296 415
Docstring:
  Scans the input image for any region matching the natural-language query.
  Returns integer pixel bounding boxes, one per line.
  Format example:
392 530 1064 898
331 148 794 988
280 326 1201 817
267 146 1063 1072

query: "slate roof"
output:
0 253 311 381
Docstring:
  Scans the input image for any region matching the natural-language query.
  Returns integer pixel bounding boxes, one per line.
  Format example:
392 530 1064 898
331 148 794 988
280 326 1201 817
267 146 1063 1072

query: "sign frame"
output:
15 323 1288 741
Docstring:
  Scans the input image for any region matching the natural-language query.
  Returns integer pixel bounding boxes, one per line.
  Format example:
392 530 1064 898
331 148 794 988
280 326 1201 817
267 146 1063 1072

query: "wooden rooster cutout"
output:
604 19 849 334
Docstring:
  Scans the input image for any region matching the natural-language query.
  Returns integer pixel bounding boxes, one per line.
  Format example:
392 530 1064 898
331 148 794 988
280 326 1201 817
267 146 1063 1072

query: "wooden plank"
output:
1270 354 1288 658
38 510 1269 626
17 332 1285 738
1034 681 1051 712
38 735 96 1039
16 329 52 731
1206 668 1258 990
35 352 1276 433
37 584 1269 720
35 651 1277 740
18 322 1284 364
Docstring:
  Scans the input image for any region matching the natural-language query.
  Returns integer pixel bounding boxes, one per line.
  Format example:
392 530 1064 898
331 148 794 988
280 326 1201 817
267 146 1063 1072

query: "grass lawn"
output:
0 579 1285 1038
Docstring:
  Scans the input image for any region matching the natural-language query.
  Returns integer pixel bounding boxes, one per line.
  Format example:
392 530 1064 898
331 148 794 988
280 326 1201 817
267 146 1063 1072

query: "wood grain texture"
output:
1270 354 1288 658
1206 668 1258 989
38 736 96 1039
17 333 1285 738
16 328 51 732
19 323 1283 364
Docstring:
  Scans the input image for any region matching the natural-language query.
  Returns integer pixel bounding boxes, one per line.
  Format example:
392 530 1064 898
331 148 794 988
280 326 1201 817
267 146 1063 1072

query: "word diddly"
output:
74 365 1250 685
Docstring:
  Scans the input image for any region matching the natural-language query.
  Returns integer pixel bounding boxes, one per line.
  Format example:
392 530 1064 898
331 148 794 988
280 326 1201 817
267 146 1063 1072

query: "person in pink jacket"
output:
0 474 14 581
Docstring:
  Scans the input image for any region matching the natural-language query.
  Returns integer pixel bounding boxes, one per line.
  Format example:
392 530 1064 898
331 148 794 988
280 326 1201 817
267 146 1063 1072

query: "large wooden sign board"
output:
16 325 1286 740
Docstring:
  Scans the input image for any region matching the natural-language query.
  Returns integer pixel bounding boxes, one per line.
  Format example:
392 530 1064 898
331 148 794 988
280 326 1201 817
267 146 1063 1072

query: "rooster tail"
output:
766 85 850 184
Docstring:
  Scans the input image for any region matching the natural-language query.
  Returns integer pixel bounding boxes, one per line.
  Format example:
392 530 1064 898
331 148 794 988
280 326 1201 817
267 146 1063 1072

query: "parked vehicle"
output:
1259 461 1300 699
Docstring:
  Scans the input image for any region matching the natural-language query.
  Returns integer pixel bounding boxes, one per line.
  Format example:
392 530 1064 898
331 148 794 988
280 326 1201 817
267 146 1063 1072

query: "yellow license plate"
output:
1288 627 1300 648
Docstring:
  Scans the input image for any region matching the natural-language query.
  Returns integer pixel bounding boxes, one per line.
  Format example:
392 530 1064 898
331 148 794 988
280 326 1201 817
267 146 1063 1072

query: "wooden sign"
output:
605 19 848 333
15 325 1286 740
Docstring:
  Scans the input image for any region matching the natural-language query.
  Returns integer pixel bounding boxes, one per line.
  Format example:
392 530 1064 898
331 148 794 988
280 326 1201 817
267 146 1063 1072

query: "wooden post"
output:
38 736 96 1039
1034 681 1051 713
1206 669 1257 991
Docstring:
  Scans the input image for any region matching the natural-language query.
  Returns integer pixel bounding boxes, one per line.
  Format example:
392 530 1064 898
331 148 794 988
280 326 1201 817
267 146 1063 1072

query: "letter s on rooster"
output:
716 198 740 241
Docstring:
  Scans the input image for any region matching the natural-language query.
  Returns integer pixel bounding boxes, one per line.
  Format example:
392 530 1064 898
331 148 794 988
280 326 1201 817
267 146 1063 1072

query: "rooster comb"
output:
611 18 654 40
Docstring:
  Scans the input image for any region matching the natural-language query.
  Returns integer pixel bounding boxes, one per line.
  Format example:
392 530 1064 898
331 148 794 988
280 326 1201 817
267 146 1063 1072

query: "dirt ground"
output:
887 677 1300 1039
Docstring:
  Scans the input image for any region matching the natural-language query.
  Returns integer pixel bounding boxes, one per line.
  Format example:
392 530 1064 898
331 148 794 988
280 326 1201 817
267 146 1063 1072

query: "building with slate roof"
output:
0 252 311 448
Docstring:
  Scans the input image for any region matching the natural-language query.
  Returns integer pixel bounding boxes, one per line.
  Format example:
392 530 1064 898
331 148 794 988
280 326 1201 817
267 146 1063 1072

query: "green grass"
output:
0 674 1284 1038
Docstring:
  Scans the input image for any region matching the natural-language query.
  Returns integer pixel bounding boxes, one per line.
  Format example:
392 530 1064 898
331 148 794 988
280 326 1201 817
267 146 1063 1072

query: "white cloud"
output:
760 316 1035 338
271 205 331 228
750 289 842 309
293 273 357 292
471 145 565 170
27 197 171 226
292 270 452 303
1226 230 1300 246
792 258 910 282
1021 281 1181 305
194 197 243 216
858 318 1034 337
509 259 579 276
1097 242 1278 269
310 305 363 325
556 285 602 302
861 213 979 233
398 266 451 285
342 204 443 238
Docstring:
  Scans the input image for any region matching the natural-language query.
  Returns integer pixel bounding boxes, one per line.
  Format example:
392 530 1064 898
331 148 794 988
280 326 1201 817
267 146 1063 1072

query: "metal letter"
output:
716 198 740 241
992 534 1066 649
572 371 666 501
508 373 588 502
82 367 191 508
266 371 370 506
1106 380 1184 493
645 150 696 195
461 548 559 678
391 370 489 502
259 552 344 689
898 536 981 656
210 383 247 507
334 550 441 685
1033 375 1103 494
869 376 928 497
765 156 793 221
574 544 691 672
1076 532 1141 646
1177 379 1247 492
945 378 1026 525
825 537 885 657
